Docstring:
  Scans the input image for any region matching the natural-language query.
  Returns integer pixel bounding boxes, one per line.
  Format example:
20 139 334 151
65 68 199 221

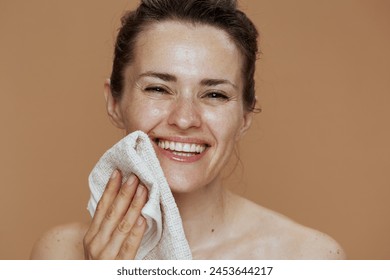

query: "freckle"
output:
57 239 60 242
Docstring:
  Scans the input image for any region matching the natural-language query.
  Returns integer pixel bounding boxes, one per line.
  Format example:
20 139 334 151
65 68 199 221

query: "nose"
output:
167 96 201 130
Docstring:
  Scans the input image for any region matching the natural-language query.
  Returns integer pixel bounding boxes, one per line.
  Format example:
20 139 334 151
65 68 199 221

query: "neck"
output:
173 177 228 253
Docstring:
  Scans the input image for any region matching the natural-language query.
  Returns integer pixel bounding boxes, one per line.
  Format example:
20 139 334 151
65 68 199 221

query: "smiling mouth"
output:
155 138 209 157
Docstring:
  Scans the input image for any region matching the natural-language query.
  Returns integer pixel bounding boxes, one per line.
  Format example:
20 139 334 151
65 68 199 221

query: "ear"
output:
236 110 253 140
104 79 126 129
236 96 258 140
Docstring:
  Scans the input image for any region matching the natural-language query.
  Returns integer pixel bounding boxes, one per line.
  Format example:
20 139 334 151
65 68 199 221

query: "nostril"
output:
167 101 201 129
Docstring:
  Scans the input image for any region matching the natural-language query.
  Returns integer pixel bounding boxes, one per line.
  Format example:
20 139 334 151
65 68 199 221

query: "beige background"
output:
1 0 389 259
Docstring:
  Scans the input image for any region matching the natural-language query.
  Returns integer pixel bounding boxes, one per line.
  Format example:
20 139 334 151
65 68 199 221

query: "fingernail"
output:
135 185 144 197
126 174 136 186
136 216 144 226
110 169 118 179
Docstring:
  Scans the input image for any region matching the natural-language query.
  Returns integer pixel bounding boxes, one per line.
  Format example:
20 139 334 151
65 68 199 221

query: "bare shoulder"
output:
231 195 346 259
30 222 89 260
295 225 346 259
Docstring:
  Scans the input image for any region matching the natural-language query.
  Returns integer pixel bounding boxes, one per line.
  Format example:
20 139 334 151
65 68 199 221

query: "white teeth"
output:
183 143 191 152
175 142 183 151
172 151 193 157
157 139 207 154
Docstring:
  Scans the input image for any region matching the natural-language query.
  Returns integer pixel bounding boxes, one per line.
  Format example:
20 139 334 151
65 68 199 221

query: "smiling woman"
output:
30 0 345 260
109 22 251 195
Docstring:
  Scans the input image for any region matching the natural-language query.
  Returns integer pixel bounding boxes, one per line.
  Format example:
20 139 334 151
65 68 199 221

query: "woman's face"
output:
106 21 252 193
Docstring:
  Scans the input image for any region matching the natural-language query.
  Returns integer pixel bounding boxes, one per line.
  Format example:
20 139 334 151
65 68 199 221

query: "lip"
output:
150 136 210 163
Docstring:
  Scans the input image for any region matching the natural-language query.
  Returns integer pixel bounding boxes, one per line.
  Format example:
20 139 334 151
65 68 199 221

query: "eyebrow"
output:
200 78 238 89
138 71 177 82
138 71 237 89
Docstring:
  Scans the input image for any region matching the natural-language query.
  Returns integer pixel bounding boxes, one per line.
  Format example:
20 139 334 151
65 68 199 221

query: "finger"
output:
86 169 122 239
94 174 139 243
116 215 147 260
101 184 148 259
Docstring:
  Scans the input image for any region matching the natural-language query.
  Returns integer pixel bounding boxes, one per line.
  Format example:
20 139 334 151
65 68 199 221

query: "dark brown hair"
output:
110 0 259 112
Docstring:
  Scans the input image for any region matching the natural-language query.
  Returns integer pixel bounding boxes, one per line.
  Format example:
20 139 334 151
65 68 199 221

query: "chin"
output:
164 173 200 194
164 169 221 196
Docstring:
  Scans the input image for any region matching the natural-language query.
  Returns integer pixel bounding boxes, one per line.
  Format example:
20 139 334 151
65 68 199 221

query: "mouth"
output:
154 138 210 158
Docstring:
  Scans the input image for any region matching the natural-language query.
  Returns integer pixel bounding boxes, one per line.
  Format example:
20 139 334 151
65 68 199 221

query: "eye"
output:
144 86 168 94
205 91 229 100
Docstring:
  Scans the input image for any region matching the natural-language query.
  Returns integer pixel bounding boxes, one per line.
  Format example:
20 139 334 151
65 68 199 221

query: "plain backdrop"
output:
1 0 389 259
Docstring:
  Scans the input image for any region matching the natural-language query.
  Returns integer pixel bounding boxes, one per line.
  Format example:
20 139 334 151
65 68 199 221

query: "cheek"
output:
203 107 243 141
146 106 163 119
123 97 168 132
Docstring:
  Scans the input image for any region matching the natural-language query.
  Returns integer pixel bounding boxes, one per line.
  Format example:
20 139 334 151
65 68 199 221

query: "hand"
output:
83 170 148 259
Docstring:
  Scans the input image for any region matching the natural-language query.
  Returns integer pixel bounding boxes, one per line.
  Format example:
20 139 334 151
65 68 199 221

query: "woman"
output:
31 0 345 259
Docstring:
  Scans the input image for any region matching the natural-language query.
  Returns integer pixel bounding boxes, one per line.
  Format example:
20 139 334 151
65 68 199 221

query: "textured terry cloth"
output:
87 130 192 260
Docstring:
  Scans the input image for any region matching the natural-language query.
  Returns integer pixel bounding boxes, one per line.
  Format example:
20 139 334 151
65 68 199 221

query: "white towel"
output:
87 130 192 260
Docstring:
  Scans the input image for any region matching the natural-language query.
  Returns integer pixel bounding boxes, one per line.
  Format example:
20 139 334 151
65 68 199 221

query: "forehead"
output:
129 21 243 84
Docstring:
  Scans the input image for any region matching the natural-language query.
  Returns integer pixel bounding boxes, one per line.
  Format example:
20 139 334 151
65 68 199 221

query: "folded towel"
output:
87 130 192 260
